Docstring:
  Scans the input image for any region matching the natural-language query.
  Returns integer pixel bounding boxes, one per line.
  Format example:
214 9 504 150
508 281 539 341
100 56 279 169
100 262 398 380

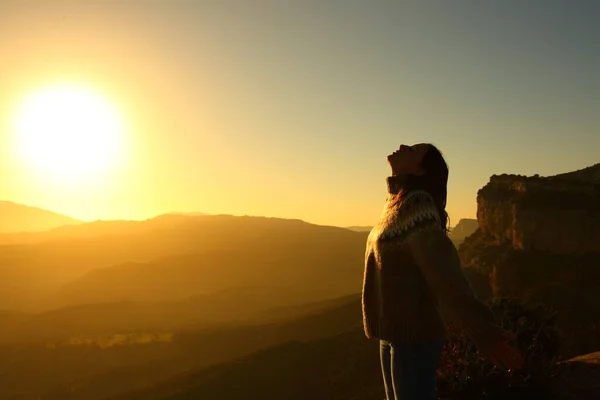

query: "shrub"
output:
437 297 561 399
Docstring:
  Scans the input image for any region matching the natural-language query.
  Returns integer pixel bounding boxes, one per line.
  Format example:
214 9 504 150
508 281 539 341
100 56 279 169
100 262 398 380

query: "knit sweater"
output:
361 176 504 350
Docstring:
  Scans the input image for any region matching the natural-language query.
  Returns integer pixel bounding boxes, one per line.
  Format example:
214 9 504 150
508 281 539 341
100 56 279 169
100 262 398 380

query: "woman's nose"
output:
399 145 408 151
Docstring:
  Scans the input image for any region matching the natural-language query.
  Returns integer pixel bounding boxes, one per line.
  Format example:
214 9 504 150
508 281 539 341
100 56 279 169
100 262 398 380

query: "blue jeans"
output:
380 339 444 400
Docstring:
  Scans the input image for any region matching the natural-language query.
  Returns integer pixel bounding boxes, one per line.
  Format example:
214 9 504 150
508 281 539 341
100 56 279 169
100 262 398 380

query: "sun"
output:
11 83 127 184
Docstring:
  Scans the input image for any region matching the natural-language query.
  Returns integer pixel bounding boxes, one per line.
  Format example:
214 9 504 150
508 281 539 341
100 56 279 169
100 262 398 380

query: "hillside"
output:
56 246 361 306
108 300 600 400
109 328 383 400
0 201 81 233
0 294 363 400
110 336 600 400
108 318 600 400
0 214 368 311
0 289 358 343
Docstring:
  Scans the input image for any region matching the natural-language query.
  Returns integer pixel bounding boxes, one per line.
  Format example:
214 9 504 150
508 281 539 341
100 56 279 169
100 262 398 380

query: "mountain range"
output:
0 202 372 398
0 201 81 233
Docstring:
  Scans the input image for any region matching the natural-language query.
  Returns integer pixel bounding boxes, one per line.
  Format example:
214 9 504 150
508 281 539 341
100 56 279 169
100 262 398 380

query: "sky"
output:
0 0 598 227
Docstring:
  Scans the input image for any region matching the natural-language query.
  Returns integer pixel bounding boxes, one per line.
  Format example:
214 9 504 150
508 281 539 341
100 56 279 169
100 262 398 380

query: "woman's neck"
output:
386 174 409 195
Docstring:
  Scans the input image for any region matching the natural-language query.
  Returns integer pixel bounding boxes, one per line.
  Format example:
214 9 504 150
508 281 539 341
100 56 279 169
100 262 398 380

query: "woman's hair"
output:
397 144 450 233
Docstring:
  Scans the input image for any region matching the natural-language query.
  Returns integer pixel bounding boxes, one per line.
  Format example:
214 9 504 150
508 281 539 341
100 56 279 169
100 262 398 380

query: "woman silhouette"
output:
361 143 523 400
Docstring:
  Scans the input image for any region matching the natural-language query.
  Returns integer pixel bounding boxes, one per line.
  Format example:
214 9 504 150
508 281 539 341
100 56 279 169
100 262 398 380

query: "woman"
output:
361 143 523 400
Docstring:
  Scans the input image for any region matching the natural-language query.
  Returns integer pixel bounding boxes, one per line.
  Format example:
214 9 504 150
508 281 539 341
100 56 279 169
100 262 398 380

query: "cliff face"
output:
459 164 600 357
476 174 600 254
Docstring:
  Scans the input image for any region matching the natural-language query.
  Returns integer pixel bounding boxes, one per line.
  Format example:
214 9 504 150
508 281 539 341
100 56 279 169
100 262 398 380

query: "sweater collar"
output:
386 175 408 195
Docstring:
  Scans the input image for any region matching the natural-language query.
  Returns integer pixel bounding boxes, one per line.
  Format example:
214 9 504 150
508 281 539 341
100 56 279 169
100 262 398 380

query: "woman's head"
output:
387 143 449 232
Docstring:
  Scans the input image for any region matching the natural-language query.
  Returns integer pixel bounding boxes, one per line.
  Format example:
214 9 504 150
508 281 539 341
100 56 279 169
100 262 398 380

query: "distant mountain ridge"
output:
448 218 478 245
345 226 372 232
0 213 368 311
0 201 81 233
346 219 479 243
166 211 208 216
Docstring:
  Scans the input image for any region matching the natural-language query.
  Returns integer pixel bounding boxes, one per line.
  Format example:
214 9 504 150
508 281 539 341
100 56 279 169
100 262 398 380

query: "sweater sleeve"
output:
403 193 504 352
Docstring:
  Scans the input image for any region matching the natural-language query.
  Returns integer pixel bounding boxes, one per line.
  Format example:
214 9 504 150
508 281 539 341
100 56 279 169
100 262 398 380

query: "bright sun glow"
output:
11 83 126 184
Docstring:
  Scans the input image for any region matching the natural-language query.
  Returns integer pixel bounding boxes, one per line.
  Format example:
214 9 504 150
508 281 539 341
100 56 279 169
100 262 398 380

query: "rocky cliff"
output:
459 164 600 357
552 162 600 182
476 173 600 254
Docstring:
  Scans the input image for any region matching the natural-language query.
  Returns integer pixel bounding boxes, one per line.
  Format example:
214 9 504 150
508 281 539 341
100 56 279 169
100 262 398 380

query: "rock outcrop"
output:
552 162 600 182
476 173 600 254
459 164 600 357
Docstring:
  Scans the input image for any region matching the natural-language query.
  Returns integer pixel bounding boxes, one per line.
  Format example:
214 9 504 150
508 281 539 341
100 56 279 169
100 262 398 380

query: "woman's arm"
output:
398 191 523 370
409 226 523 370
408 225 502 346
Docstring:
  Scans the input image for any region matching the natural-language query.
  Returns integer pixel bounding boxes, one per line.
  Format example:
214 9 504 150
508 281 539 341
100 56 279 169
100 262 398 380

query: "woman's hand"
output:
486 331 524 371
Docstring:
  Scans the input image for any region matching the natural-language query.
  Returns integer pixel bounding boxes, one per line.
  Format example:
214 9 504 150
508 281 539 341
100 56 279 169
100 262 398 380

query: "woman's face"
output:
387 143 430 175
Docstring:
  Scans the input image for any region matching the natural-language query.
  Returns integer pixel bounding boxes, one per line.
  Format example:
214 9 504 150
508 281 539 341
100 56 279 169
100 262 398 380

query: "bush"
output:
437 297 561 399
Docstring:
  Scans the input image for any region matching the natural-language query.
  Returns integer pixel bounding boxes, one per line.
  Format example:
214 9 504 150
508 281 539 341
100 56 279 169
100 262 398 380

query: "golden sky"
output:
0 1 598 227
